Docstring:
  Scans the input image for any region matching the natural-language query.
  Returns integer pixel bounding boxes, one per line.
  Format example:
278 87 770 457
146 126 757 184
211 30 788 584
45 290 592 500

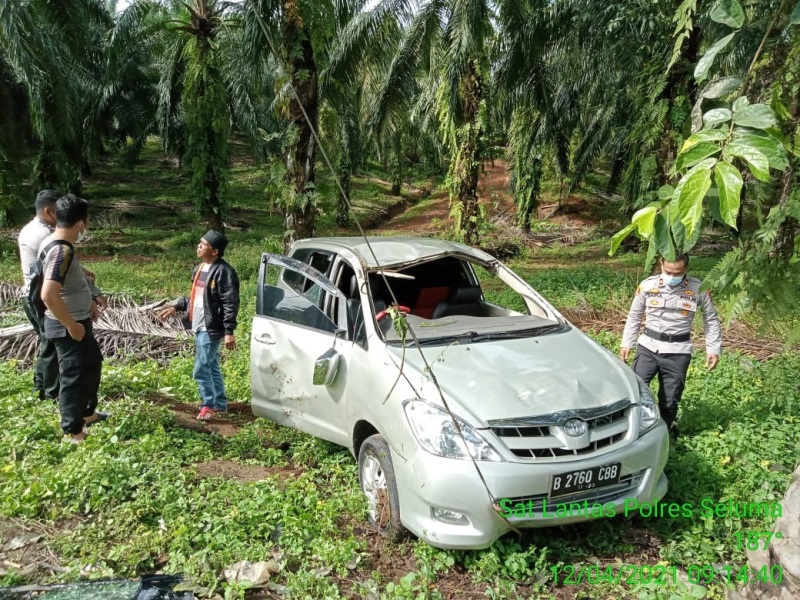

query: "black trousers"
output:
21 297 60 401
46 318 103 435
632 345 692 428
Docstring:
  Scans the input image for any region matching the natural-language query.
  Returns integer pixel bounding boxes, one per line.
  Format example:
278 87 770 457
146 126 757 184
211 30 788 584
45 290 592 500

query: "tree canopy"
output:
1 0 798 331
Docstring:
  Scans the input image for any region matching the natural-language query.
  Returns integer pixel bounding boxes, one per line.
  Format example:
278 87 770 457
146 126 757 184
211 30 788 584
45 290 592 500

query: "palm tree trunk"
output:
184 32 229 232
283 6 319 248
607 148 626 194
772 86 799 256
517 157 542 231
390 131 403 195
658 17 702 185
35 145 60 189
336 122 351 227
459 125 481 245
457 60 483 245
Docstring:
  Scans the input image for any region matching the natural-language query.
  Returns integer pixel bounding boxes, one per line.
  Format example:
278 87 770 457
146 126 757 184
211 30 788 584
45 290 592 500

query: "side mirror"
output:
313 347 340 386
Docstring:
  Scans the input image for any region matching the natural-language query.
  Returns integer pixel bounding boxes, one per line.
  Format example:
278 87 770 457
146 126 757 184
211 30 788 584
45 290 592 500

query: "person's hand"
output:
619 347 632 363
94 294 108 310
224 334 236 350
158 306 177 321
706 354 719 371
90 302 99 322
68 322 85 341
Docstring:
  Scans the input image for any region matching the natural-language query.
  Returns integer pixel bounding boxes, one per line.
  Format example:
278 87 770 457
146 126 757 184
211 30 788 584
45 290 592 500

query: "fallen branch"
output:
0 285 191 366
561 305 793 361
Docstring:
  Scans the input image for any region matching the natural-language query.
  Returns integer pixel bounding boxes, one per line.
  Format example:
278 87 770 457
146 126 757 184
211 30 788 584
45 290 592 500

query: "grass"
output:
1 142 799 599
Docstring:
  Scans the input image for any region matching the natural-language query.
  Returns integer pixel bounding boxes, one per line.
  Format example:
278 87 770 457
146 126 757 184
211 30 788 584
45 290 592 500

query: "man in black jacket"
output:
159 230 240 420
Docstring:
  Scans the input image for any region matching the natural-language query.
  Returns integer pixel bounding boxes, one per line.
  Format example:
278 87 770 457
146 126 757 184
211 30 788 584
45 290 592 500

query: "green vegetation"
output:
0 143 797 598
1 0 799 597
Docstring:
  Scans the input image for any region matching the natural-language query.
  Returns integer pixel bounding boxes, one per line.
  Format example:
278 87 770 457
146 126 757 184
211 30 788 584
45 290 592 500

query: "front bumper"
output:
392 421 669 549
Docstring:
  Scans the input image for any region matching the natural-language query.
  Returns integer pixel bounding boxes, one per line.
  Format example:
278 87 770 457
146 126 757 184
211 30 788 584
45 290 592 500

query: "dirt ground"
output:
192 460 295 484
144 392 256 438
0 518 79 582
371 160 601 237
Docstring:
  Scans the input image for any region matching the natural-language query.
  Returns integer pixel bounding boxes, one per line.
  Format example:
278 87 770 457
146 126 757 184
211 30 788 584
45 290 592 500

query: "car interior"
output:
366 257 523 321
270 252 536 344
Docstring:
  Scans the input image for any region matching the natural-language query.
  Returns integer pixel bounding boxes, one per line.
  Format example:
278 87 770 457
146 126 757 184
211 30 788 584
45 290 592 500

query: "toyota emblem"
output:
563 418 587 437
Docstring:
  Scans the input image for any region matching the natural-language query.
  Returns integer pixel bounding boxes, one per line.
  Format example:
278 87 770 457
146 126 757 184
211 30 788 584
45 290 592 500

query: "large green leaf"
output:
669 217 702 255
609 222 637 256
724 142 771 181
654 212 676 261
693 78 743 130
645 235 658 267
733 96 750 112
732 128 789 170
694 33 736 82
700 76 742 99
677 164 713 240
733 103 777 128
703 108 732 127
707 188 725 225
685 213 703 250
610 202 666 255
714 160 743 228
681 129 728 152
658 185 675 201
791 1 800 24
676 142 722 171
667 158 717 250
672 158 718 200
710 0 745 28
632 203 660 238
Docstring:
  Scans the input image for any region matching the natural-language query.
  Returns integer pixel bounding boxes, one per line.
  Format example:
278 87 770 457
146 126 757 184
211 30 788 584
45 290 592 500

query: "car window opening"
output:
366 257 561 343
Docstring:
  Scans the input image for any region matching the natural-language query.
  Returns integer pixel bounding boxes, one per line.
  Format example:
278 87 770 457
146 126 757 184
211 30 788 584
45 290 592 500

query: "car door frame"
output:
251 252 351 445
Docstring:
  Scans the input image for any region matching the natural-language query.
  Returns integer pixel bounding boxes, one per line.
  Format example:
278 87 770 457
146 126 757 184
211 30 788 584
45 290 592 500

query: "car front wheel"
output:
358 434 408 542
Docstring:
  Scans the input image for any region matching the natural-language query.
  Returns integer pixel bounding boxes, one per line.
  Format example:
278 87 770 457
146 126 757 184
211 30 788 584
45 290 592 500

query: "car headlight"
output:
637 377 660 435
403 400 503 461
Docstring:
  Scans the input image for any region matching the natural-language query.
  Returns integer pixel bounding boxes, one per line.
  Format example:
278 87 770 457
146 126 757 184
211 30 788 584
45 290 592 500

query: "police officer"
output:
619 254 722 434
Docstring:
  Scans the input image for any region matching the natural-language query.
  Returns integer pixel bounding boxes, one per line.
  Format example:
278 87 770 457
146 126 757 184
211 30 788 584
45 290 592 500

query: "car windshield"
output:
367 255 566 344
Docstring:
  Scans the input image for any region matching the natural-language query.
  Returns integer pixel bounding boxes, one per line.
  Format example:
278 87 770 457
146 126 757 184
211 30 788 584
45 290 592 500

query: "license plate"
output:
549 463 621 498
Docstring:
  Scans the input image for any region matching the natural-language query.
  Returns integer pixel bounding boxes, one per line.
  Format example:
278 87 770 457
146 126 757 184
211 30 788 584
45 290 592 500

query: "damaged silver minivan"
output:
250 237 669 549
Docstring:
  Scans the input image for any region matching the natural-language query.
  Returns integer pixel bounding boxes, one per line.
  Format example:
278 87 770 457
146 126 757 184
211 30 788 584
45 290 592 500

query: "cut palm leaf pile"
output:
0 285 191 366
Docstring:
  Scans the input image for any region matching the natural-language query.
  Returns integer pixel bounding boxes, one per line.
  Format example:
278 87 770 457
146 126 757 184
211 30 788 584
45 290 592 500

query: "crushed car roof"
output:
291 236 497 268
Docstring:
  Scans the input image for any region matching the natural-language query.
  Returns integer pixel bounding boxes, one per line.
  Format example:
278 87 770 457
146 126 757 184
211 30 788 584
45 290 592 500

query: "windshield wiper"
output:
411 324 565 346
460 326 563 343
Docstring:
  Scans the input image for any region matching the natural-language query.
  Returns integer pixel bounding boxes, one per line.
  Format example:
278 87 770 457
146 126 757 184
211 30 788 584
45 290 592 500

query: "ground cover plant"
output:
1 140 799 599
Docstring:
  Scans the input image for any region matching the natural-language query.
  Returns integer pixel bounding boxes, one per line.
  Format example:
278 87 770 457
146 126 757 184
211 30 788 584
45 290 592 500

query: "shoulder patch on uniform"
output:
57 245 73 278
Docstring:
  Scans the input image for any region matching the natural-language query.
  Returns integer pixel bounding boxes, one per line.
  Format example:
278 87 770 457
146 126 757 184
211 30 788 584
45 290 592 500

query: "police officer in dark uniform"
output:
620 254 722 434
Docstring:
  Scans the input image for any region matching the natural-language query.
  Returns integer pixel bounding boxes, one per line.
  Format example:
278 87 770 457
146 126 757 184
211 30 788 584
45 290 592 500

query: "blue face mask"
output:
663 273 684 287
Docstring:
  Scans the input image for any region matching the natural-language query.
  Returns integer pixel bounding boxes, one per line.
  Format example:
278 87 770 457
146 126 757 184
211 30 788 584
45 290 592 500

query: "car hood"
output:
384 328 639 426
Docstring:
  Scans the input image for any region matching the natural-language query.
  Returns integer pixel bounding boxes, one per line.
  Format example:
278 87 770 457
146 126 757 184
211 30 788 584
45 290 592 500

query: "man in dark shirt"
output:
159 231 240 420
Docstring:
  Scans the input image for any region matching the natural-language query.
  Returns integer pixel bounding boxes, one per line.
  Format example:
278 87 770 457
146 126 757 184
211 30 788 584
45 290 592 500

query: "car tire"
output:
358 434 408 542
